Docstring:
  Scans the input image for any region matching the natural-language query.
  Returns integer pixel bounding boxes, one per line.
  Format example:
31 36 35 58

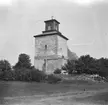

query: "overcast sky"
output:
0 0 108 65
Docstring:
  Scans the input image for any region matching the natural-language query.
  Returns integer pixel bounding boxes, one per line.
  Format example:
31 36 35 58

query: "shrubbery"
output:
46 74 62 84
2 70 15 81
30 69 47 82
0 68 62 83
14 68 32 81
0 54 47 82
1 53 108 83
54 68 61 74
0 68 47 82
0 53 62 83
62 55 108 78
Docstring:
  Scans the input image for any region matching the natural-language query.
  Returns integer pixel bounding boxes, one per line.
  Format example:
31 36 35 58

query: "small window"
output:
45 45 47 50
47 25 51 30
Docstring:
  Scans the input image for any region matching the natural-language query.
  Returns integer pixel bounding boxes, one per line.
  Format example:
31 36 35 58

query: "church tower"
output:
34 18 68 74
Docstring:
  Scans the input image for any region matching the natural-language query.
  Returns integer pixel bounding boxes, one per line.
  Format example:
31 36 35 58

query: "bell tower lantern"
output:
43 19 60 33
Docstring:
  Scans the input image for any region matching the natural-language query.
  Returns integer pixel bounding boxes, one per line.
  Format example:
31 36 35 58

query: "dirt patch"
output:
74 91 108 105
0 81 108 105
2 90 103 105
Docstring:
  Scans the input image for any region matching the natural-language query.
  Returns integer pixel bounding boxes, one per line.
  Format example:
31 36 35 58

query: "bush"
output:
14 68 32 81
2 70 15 81
0 70 3 80
13 68 47 82
47 74 62 84
30 69 47 82
104 76 108 82
54 69 61 74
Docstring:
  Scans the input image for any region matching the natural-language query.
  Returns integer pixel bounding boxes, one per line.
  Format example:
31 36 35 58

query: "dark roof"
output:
34 31 68 40
44 19 60 24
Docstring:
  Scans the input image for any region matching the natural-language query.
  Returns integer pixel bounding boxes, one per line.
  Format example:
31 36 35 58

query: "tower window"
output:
47 25 51 30
45 45 47 50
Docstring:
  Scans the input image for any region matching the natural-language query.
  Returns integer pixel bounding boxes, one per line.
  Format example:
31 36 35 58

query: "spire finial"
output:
51 16 54 20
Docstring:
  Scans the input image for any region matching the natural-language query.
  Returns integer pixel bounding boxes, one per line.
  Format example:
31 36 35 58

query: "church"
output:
34 18 77 74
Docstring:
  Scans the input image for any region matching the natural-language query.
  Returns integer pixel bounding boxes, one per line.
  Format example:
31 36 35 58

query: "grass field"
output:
0 80 108 105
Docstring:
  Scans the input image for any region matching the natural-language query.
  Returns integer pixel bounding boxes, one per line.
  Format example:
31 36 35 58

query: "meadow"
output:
0 80 108 105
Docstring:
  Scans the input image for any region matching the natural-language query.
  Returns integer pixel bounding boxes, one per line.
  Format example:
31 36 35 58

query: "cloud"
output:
71 40 95 46
66 0 105 5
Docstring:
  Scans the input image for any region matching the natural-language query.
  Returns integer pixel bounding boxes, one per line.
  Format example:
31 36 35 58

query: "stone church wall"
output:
34 59 44 71
57 35 68 58
34 35 68 73
35 35 57 57
47 59 63 74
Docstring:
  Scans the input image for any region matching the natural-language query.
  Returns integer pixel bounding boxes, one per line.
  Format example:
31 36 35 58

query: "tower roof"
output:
34 18 68 40
44 19 60 24
34 31 68 40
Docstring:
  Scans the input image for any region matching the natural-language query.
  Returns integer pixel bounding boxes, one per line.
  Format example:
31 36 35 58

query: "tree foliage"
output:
0 54 61 83
62 60 76 74
54 68 61 74
1 53 108 82
0 60 12 80
62 55 108 77
0 60 11 71
14 53 32 69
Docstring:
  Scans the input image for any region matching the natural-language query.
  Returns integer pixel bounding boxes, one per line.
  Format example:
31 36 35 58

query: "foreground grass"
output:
0 80 108 105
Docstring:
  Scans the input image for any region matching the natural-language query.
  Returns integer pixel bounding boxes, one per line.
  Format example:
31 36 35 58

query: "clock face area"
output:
35 35 57 57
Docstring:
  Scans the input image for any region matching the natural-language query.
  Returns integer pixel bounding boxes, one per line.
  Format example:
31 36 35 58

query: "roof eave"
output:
34 32 68 40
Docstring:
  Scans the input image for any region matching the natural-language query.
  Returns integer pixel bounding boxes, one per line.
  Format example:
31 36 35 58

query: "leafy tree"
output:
75 60 85 74
62 55 100 75
14 68 32 81
0 60 12 80
97 58 108 77
0 60 11 71
77 55 97 74
14 53 32 69
62 60 76 74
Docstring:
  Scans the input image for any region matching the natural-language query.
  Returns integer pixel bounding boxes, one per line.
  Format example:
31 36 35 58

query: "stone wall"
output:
34 34 68 74
35 35 57 57
57 35 68 58
47 58 63 74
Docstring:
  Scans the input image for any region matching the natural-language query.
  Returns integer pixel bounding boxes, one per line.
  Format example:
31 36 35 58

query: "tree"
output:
0 60 11 71
77 55 95 74
14 53 32 69
0 60 12 80
97 58 108 77
62 60 76 74
14 68 32 81
62 55 100 75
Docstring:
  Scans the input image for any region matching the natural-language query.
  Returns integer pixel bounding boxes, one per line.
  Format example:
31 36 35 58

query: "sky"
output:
0 0 108 65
